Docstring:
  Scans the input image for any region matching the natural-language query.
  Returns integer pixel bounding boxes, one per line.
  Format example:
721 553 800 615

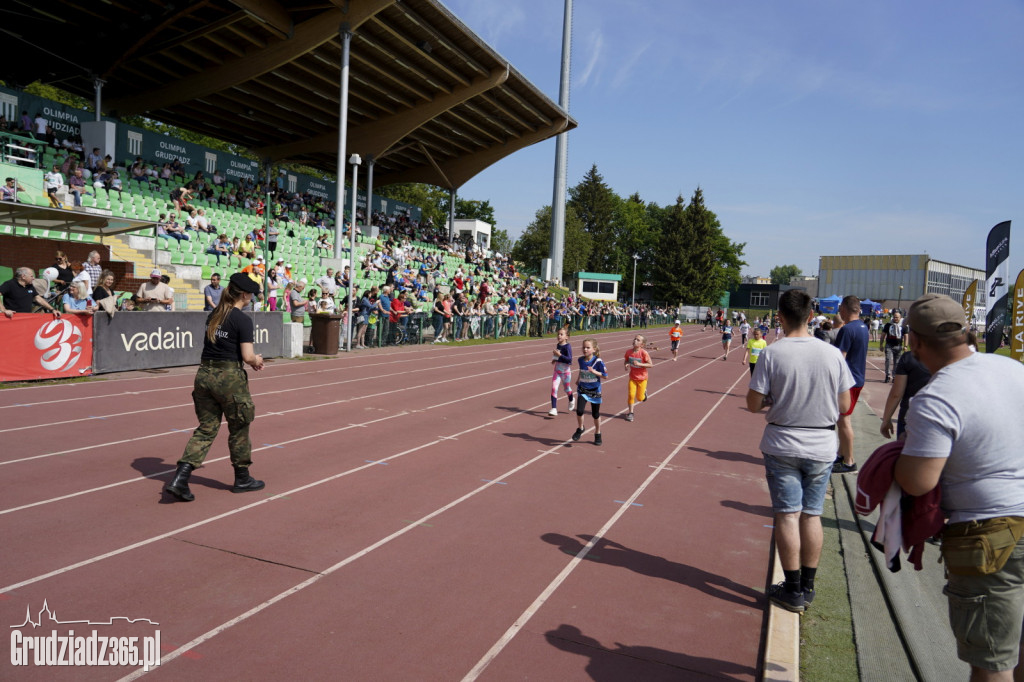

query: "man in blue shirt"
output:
203 274 223 311
834 295 869 473
377 285 393 343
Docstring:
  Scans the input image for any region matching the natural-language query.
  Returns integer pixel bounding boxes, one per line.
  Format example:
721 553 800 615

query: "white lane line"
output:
114 348 729 681
1 339 724 595
0 327 656 401
0 336 582 409
460 368 750 682
0 332 671 459
0 327 671 432
0 345 598 436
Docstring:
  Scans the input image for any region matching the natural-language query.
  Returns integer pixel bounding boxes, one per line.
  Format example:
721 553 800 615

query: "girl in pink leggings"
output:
548 325 575 416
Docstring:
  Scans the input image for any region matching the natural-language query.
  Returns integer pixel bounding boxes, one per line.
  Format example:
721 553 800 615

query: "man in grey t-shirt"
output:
897 294 1024 678
747 290 853 613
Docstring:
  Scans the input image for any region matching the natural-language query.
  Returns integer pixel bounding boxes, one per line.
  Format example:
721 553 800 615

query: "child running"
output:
721 319 734 360
571 338 608 445
669 319 684 361
742 327 768 375
623 334 653 422
548 325 575 416
739 318 751 346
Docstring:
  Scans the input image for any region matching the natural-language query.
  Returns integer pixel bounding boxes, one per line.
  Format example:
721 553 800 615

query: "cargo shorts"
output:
942 535 1024 671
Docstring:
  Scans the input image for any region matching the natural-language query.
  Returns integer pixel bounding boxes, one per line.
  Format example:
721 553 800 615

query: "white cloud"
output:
576 30 603 87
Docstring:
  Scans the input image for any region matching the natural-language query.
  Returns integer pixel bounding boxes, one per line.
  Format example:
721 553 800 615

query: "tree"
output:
770 264 802 285
512 205 591 278
614 193 661 298
446 198 496 226
649 188 746 305
491 227 513 255
568 164 619 273
376 183 450 227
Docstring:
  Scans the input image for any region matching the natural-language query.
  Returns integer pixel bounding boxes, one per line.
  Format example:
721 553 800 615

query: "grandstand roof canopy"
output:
0 203 155 237
6 0 575 189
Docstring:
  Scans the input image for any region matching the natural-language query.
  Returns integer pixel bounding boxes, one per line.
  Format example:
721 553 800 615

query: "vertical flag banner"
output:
985 221 1011 352
962 279 978 325
1013 269 1024 364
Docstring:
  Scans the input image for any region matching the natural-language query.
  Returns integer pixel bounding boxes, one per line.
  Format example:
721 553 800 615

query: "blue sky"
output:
443 0 1024 284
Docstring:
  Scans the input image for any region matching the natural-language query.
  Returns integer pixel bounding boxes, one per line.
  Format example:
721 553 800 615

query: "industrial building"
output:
818 255 986 314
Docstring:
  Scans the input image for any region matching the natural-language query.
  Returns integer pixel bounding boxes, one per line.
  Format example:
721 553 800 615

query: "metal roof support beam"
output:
382 118 569 189
230 0 294 39
107 0 396 115
258 65 509 162
416 143 452 189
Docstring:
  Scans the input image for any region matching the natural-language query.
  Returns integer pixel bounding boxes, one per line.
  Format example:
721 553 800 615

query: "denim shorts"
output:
762 454 833 515
943 535 1024 671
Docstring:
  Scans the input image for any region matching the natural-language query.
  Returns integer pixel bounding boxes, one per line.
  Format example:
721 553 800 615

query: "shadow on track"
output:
689 447 763 467
544 623 758 680
132 456 233 504
541 533 761 608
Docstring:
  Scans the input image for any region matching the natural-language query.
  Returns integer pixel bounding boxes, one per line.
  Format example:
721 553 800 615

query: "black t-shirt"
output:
895 352 932 422
883 322 905 346
54 264 74 284
202 308 254 362
92 286 114 302
0 278 37 313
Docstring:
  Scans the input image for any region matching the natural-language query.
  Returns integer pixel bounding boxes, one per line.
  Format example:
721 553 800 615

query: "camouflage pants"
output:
179 364 255 468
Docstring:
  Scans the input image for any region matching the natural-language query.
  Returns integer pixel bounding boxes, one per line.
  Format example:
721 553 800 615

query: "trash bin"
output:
309 313 343 354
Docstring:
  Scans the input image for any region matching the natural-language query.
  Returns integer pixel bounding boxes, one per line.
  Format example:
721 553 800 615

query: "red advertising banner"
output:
0 314 93 381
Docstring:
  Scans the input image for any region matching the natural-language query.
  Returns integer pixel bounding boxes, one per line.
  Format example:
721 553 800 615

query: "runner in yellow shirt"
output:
742 327 768 375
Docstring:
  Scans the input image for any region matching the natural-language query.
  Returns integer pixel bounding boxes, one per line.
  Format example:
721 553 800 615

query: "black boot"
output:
231 466 265 493
164 463 195 502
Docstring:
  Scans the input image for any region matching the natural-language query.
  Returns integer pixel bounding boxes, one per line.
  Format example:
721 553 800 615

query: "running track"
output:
0 325 883 681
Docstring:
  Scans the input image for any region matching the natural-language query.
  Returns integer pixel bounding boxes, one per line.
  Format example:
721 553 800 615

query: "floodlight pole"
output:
548 0 573 285
333 25 352 261
347 153 361 351
897 285 904 316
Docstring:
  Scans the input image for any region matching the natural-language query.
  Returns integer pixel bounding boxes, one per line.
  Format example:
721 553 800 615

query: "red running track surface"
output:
0 326 810 681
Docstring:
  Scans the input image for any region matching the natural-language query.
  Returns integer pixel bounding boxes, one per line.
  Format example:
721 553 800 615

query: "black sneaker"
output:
571 428 583 442
766 582 805 613
803 587 816 606
594 433 603 446
833 461 858 474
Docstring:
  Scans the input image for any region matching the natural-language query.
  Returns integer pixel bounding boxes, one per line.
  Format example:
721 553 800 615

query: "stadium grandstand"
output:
0 0 672 371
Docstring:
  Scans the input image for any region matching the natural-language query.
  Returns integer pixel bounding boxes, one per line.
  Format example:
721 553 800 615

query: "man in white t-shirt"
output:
747 289 853 614
316 268 337 296
896 294 1024 679
136 270 174 311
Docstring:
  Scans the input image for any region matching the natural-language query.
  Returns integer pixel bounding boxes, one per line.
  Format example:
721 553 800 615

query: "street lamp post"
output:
896 285 904 316
631 254 640 329
631 254 640 307
346 153 361 352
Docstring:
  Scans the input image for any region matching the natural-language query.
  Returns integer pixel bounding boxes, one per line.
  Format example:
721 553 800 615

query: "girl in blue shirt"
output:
572 338 607 446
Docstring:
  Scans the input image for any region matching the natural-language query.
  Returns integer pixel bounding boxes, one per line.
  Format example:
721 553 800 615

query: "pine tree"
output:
651 188 745 305
512 205 591 277
568 164 619 273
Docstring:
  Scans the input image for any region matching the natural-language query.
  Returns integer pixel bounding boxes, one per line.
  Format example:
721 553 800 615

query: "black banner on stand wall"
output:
92 312 284 373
